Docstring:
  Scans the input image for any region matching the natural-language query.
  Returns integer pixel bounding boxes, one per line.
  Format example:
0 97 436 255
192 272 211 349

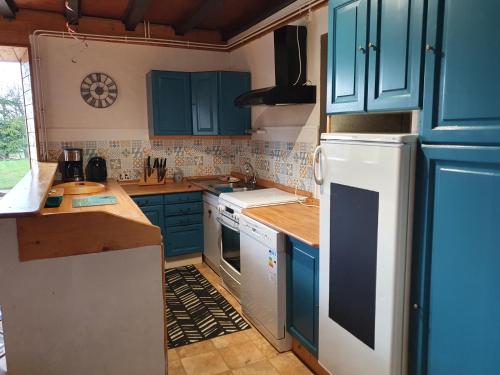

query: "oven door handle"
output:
216 216 240 233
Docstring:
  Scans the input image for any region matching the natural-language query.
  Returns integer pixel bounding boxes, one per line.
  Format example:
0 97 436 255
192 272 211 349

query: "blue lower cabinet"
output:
286 237 319 357
164 224 204 257
132 192 204 258
139 204 164 230
410 144 500 375
132 194 164 207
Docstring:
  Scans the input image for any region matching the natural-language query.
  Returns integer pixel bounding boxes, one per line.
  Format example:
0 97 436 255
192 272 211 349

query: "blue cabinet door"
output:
367 0 424 111
327 0 368 114
421 0 500 144
191 72 218 135
140 204 165 231
410 145 500 375
147 71 192 136
287 237 319 356
164 224 204 257
218 72 251 135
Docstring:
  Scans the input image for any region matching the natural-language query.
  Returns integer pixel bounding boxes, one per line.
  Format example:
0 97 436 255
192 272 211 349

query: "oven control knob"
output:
218 204 224 212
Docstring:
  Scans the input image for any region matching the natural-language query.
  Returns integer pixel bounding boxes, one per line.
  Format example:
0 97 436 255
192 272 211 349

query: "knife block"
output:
138 169 165 186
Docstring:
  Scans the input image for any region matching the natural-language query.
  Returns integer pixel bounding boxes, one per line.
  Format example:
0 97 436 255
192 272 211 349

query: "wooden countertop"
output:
0 162 57 218
120 180 204 196
43 180 150 225
16 179 162 262
243 201 320 248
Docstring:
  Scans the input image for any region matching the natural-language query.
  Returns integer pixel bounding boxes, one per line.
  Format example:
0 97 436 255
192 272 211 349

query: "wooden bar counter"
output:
0 162 167 375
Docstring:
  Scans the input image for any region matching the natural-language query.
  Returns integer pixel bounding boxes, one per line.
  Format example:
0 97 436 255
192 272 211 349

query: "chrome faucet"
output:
242 162 256 189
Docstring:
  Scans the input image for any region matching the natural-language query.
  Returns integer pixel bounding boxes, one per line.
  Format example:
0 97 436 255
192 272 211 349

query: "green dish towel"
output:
72 195 118 208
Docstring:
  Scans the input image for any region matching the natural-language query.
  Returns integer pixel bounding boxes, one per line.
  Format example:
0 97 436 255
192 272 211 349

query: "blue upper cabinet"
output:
327 0 425 114
367 0 425 111
327 0 368 114
422 0 500 145
191 72 219 135
148 70 250 136
147 71 192 136
410 145 500 375
192 71 251 136
218 72 251 135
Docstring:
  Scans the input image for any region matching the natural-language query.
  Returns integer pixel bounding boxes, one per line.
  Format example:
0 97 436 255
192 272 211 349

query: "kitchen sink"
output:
193 180 263 195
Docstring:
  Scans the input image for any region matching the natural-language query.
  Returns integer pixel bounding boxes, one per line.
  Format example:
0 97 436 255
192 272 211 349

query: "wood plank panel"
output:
17 211 162 261
0 162 57 218
121 180 204 197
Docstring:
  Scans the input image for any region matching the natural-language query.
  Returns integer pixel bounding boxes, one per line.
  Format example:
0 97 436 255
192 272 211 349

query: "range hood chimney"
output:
235 25 317 107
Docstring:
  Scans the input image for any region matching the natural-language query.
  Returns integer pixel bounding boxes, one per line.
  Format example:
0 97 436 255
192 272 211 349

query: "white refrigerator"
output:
315 133 417 375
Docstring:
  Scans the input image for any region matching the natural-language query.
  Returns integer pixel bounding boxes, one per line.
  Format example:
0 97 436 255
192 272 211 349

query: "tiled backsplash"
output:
47 138 315 192
234 140 315 192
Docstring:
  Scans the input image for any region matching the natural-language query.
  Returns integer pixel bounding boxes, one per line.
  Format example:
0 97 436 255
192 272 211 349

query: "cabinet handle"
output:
413 303 420 311
368 42 377 50
208 209 212 218
425 44 435 53
358 45 366 54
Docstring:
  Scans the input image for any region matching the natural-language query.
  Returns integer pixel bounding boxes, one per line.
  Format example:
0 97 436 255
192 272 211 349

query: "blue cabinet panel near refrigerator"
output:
421 0 500 144
367 0 424 111
410 145 500 375
286 237 319 357
191 72 219 135
327 0 368 114
147 71 192 136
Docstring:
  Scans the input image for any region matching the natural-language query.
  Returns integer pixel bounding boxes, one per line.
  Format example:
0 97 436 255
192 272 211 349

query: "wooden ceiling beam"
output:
174 0 223 36
0 0 18 19
123 0 154 31
64 0 80 25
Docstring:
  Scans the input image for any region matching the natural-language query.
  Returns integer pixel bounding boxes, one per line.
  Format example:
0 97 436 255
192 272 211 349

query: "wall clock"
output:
80 72 118 108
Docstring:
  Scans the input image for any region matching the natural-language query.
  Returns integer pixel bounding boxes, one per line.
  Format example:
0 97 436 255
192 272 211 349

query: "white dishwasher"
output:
240 214 292 352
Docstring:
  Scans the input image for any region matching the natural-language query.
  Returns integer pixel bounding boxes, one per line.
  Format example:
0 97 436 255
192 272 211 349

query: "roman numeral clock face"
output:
80 73 118 108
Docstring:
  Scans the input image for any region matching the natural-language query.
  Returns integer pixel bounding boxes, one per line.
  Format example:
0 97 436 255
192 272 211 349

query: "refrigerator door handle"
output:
313 145 324 185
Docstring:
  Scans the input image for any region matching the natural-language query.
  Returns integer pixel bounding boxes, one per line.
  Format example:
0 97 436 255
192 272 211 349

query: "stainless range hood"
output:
235 25 317 107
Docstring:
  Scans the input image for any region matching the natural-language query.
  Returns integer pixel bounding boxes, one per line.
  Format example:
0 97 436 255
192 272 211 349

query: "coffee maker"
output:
61 148 84 182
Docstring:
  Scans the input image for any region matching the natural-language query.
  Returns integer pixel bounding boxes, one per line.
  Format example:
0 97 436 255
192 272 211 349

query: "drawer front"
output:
164 192 202 204
164 202 203 216
132 194 164 207
166 213 203 226
164 224 203 257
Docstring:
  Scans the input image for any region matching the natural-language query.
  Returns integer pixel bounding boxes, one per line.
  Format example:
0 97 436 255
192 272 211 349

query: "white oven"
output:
315 133 417 375
217 202 242 300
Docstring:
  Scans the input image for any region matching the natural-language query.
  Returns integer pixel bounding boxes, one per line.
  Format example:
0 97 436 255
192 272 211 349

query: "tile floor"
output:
167 262 313 375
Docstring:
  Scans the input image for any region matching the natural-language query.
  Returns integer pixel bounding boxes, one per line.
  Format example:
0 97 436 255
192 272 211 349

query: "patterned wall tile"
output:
46 135 315 191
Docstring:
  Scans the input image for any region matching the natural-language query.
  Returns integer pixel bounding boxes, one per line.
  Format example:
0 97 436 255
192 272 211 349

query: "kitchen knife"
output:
153 158 159 182
147 156 151 177
161 158 167 181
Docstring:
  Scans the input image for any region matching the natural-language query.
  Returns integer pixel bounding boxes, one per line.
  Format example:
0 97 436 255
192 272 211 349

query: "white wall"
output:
39 37 228 141
38 5 328 145
229 5 328 143
0 218 166 375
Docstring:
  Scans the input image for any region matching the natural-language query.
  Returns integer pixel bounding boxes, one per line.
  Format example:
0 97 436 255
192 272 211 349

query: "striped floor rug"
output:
165 265 250 349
